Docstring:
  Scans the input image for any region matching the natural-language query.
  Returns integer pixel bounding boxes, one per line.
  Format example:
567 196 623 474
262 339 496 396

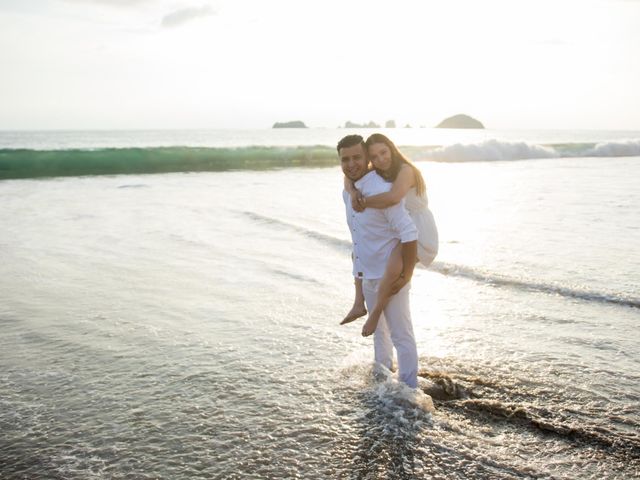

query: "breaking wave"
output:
408 138 640 162
0 146 338 180
415 140 559 162
1 139 639 180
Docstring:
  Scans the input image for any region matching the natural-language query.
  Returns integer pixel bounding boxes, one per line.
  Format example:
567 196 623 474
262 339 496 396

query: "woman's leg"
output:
362 243 404 337
341 277 367 324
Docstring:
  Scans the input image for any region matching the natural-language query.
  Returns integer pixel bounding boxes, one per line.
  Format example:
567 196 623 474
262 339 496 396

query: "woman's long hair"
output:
365 133 426 197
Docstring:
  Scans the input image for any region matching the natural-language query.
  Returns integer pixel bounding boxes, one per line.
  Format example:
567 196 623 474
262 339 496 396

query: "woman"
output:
341 133 438 336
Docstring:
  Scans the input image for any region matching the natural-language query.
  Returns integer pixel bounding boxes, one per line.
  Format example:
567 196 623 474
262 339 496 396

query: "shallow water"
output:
1 157 639 479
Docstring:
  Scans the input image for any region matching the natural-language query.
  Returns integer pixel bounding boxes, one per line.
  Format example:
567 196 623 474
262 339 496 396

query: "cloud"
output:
161 5 215 28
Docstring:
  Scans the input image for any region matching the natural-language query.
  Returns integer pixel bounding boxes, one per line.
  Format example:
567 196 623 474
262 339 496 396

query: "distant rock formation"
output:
385 120 396 128
345 120 380 128
436 114 484 129
272 120 307 128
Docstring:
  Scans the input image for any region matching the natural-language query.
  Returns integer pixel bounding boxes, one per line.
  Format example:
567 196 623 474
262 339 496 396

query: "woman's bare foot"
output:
341 305 367 325
361 309 382 337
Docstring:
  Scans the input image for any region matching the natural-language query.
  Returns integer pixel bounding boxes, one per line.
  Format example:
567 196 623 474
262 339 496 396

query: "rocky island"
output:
272 121 307 128
344 120 380 128
436 114 484 129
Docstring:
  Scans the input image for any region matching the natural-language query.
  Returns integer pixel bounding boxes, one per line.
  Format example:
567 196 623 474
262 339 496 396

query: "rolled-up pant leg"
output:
384 282 418 388
363 279 418 388
363 279 393 371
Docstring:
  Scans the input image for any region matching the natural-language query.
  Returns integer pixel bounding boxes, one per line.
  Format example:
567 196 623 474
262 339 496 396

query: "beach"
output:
1 129 639 479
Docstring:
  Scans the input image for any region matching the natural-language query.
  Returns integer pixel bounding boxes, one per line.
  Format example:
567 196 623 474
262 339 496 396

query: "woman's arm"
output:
343 175 357 196
363 164 415 209
344 176 365 211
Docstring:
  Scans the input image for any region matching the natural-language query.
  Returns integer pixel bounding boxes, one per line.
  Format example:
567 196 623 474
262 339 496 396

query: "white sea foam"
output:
417 138 640 162
584 139 640 157
338 361 436 413
422 139 559 162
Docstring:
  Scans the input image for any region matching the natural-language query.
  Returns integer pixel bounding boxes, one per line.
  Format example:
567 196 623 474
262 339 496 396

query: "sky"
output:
0 0 639 130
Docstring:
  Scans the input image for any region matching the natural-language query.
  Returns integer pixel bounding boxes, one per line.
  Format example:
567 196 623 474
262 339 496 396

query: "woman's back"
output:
404 187 438 265
404 186 428 212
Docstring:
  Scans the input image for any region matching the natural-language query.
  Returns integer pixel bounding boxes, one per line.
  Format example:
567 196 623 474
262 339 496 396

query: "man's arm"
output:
342 190 359 278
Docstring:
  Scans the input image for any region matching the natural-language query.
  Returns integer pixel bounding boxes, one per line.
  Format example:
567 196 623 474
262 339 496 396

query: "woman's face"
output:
368 142 393 171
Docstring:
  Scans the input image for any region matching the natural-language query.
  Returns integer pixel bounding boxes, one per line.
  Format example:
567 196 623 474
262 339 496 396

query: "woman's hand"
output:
351 190 366 212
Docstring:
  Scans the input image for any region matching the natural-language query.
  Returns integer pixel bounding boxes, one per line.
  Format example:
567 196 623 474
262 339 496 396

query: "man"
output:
338 134 419 389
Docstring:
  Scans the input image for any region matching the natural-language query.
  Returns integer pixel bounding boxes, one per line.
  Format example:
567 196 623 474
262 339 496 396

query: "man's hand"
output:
390 272 411 295
351 191 366 212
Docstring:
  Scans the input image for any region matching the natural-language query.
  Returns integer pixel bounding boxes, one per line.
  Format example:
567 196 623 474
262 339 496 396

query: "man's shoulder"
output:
358 170 381 185
358 171 391 195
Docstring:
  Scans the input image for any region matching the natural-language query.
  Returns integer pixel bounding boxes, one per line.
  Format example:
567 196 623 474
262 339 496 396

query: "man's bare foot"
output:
361 311 382 337
340 305 367 325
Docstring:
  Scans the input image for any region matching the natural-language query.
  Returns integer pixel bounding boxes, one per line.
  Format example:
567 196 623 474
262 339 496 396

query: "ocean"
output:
1 128 639 479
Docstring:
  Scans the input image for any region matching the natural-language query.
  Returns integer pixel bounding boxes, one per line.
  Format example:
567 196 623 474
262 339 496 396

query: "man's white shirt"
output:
343 171 418 280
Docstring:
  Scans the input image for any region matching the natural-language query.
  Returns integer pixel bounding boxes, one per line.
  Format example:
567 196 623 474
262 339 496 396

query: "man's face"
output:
339 143 368 181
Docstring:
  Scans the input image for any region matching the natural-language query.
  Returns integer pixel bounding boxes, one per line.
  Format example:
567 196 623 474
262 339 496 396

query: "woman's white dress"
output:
404 187 438 266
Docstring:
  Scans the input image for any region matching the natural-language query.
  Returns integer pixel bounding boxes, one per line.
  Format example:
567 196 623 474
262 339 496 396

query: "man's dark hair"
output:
336 134 365 153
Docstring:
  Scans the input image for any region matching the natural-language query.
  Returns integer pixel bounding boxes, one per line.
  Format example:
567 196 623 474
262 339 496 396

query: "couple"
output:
338 134 438 389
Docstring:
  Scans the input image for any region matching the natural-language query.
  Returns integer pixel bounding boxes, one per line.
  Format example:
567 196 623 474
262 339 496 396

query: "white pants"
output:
362 279 418 389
